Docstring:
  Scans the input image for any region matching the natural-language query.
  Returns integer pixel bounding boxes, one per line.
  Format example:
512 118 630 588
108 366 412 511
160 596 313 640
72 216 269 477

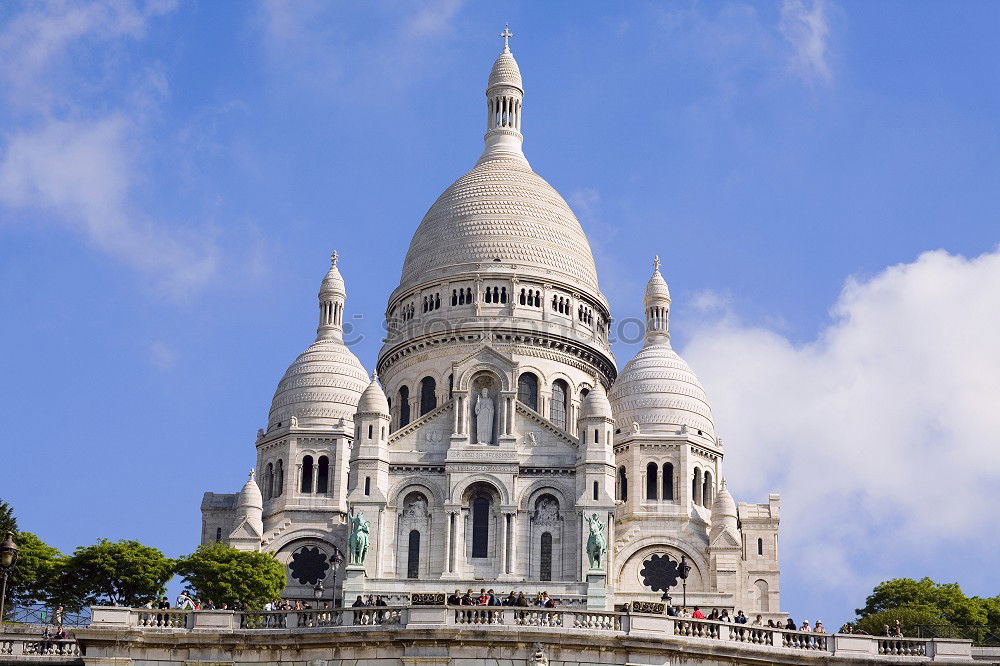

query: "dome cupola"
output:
580 378 613 420
610 258 715 439
709 479 739 541
268 252 369 430
482 26 525 161
357 371 390 416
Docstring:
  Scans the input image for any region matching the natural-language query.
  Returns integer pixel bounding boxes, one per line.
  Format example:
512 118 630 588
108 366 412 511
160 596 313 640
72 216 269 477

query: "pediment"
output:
228 519 263 541
388 403 453 452
515 402 577 448
709 527 741 550
453 343 515 390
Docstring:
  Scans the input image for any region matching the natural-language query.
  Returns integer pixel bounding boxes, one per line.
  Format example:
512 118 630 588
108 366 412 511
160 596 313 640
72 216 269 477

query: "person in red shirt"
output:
692 607 705 619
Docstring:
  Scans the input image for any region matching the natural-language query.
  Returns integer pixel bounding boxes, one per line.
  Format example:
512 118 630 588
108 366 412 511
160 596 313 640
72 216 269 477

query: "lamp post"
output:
313 581 324 601
679 555 691 610
0 532 20 626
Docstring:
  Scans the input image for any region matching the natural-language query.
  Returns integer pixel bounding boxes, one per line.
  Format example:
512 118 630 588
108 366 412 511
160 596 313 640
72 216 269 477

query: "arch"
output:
455 365 511 393
316 456 329 494
453 474 510 506
617 466 628 501
407 530 420 579
398 386 411 427
419 376 437 415
517 372 539 411
265 462 274 500
550 379 568 429
389 477 446 508
645 462 658 500
755 579 770 612
662 462 674 501
275 460 284 496
517 480 572 512
702 470 713 507
540 532 553 582
614 537 709 590
301 455 314 494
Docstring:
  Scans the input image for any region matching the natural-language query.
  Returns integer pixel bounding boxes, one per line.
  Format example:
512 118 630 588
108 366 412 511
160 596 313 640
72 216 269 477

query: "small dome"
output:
268 339 369 429
319 250 345 296
357 372 390 416
610 342 715 439
488 46 522 91
237 470 262 511
644 257 671 304
580 380 612 419
711 479 737 520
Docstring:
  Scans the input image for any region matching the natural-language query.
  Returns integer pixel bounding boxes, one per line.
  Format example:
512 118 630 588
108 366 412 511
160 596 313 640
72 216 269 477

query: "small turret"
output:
709 478 739 542
644 255 671 346
576 376 616 507
228 469 264 552
481 26 526 162
317 250 347 342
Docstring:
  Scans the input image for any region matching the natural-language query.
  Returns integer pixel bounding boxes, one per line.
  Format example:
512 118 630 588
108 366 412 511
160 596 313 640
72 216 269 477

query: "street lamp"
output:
679 555 691 610
313 581 324 601
0 532 20 626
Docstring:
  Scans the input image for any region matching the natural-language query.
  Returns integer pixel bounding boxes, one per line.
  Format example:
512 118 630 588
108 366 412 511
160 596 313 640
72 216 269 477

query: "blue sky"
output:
1 0 998 626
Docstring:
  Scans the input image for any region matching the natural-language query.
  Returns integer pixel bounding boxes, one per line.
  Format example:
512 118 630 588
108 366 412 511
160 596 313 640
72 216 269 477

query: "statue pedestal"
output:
342 564 367 605
586 572 608 611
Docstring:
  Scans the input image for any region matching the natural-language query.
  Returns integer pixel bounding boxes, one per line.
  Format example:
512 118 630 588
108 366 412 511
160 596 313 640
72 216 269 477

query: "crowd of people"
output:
446 588 557 608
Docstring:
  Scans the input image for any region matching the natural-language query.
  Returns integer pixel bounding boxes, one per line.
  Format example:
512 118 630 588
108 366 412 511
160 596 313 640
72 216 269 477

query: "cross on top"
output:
500 25 513 50
654 255 661 272
331 250 339 266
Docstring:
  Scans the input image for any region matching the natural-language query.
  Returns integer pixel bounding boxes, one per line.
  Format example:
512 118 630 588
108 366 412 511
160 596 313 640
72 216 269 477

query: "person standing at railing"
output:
691 607 705 619
666 604 678 617
784 618 796 631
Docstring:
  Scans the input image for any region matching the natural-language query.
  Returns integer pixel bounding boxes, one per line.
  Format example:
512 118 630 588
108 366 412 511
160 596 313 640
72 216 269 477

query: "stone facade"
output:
201 37 781 616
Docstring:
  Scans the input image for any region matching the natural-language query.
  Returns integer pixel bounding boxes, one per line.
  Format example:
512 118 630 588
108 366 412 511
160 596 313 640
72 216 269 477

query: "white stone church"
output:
201 36 781 616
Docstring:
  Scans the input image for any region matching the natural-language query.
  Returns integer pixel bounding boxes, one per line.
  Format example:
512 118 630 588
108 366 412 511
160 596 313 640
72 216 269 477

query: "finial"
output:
249 468 255 480
500 25 513 51
331 250 339 266
371 370 378 382
653 255 661 273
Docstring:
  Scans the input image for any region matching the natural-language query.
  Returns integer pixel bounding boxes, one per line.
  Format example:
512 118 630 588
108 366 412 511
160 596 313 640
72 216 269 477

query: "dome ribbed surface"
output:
645 270 671 303
398 156 602 296
357 376 390 415
238 473 262 510
488 48 522 90
581 381 613 419
268 339 369 428
609 342 715 438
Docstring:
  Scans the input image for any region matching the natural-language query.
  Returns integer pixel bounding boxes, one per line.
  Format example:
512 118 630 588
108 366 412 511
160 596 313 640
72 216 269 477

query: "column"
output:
498 512 508 575
508 512 517 577
442 511 452 574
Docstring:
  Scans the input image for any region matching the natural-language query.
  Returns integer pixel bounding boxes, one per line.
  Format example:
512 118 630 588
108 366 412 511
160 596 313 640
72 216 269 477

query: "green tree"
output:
7 532 61 607
0 499 16 538
856 605 954 637
174 543 286 610
65 539 174 607
856 577 987 628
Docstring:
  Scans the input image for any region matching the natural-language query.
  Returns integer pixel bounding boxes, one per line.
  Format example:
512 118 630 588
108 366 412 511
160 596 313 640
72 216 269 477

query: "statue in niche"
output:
533 497 559 526
402 495 428 520
474 387 495 445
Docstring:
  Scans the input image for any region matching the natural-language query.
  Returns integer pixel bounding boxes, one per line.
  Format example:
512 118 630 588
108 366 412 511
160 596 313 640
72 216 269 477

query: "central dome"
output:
398 154 602 297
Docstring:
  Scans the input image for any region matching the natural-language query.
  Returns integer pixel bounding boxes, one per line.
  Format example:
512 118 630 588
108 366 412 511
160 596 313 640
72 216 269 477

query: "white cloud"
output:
0 0 221 296
403 0 465 39
149 340 178 370
779 0 832 83
0 116 217 296
680 248 1000 589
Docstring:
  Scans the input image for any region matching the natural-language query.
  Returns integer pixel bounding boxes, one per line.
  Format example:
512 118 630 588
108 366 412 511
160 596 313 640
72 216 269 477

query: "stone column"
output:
498 511 508 575
442 510 452 575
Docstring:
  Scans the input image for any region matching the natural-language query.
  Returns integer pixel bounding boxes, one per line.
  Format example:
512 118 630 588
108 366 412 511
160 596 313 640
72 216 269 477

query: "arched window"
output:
265 462 274 500
316 456 329 494
703 471 713 507
368 424 373 439
692 467 702 506
755 579 770 612
301 456 314 493
215 527 222 542
517 372 539 411
364 476 371 496
420 376 437 415
617 466 628 501
407 530 420 579
451 289 458 306
398 386 410 427
662 462 674 501
646 462 658 500
757 538 764 556
471 495 490 558
593 480 599 501
448 373 454 399
550 379 568 429
540 532 553 582
275 460 283 496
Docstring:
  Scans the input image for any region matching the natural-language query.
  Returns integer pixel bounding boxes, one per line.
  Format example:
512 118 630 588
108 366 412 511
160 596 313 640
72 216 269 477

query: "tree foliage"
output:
856 577 999 637
65 539 174 607
0 499 16 539
175 543 285 610
7 532 62 607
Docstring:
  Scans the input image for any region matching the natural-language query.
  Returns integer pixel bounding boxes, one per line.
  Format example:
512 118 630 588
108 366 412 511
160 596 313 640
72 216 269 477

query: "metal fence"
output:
6 605 91 627
915 625 1000 646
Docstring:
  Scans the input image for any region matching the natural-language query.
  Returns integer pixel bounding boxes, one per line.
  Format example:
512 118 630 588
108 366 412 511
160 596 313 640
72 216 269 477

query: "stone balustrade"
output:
80 606 974 664
0 637 81 657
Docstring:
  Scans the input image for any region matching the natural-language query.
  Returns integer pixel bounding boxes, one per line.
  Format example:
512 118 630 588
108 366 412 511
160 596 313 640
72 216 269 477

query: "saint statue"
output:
348 512 370 565
586 513 607 570
474 387 494 445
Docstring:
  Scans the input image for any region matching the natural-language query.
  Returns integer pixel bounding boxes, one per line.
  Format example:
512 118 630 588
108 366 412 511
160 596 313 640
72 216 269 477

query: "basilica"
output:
200 36 781 617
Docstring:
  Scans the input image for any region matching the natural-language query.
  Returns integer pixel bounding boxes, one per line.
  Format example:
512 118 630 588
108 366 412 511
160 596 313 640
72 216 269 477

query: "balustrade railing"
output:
878 638 928 656
347 607 402 626
0 638 81 656
134 608 191 629
673 618 828 651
